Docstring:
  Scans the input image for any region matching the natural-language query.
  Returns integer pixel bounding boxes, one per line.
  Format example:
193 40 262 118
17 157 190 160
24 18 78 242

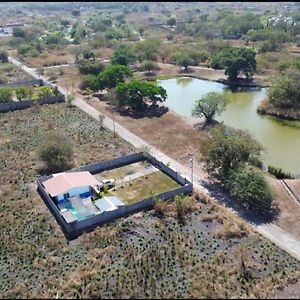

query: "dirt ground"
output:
267 176 300 240
87 97 209 179
285 179 300 199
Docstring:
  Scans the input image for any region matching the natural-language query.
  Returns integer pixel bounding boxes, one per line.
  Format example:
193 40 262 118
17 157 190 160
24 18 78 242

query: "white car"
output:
102 179 115 188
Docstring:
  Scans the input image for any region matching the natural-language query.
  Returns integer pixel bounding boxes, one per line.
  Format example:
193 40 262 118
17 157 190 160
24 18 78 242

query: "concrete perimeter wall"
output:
36 152 192 240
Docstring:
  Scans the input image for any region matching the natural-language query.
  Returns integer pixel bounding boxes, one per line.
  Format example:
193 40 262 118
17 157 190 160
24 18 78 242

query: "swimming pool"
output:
64 203 90 221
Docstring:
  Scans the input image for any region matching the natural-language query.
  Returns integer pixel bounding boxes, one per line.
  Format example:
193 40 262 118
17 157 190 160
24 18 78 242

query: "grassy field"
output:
14 48 74 68
112 171 181 204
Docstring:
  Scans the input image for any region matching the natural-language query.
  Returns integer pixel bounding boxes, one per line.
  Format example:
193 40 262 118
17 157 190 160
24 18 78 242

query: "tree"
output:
201 124 262 178
111 45 136 66
176 54 193 71
71 10 80 17
167 15 177 27
192 92 227 124
115 80 167 110
268 67 300 108
38 132 74 172
0 50 8 63
0 87 13 103
133 39 161 62
97 64 133 90
77 60 104 75
79 74 98 91
13 27 26 38
140 60 160 75
82 50 95 61
223 165 274 210
211 47 257 81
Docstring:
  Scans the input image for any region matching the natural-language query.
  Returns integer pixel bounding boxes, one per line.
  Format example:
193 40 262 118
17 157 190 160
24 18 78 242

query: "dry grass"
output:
87 97 209 179
19 49 74 68
112 171 180 204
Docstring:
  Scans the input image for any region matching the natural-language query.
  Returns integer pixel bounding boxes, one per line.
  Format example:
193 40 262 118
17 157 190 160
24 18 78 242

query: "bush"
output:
77 59 104 75
223 165 274 210
36 86 53 99
201 124 262 178
0 87 13 103
38 132 74 172
15 86 33 100
268 165 294 179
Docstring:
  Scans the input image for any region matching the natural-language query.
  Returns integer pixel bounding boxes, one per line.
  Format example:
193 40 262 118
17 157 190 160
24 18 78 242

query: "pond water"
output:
158 77 300 175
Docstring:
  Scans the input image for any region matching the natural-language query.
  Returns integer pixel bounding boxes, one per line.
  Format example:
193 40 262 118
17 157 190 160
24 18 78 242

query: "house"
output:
42 171 99 202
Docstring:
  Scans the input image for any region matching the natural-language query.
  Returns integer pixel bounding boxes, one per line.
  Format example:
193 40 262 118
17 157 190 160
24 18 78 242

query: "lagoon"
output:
158 77 300 175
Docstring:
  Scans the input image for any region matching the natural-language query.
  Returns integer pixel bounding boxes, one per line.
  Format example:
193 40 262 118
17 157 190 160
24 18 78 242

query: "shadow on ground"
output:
201 179 279 226
112 104 169 119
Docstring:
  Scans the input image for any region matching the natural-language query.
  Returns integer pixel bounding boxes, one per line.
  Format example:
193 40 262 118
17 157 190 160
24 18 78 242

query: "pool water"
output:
64 204 90 221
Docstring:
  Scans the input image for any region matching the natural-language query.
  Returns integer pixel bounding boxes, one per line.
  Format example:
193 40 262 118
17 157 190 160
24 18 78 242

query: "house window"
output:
63 192 70 200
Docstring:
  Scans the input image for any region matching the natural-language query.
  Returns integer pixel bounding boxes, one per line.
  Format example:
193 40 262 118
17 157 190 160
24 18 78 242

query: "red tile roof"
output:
43 171 99 197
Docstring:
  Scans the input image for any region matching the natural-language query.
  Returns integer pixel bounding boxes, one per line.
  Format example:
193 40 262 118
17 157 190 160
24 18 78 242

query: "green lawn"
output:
112 171 181 204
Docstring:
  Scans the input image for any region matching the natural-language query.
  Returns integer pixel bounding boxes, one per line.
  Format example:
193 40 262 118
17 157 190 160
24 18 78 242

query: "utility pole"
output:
112 111 116 138
189 154 193 187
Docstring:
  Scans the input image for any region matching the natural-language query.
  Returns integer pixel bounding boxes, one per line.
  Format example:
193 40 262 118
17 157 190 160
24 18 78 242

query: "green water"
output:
158 77 300 175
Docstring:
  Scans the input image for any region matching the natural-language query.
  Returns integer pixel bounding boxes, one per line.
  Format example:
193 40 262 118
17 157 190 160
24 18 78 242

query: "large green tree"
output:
111 45 136 66
201 124 262 178
192 92 227 124
115 80 167 110
176 54 193 71
211 47 257 81
268 67 300 108
97 64 133 90
223 165 274 210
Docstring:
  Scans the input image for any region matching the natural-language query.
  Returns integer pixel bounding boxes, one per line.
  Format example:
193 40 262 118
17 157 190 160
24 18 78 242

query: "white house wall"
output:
56 186 90 202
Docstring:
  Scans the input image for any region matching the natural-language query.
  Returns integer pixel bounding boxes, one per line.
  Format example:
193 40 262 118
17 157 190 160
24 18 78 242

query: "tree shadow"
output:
111 103 169 119
193 119 219 131
201 180 279 226
179 68 194 74
37 164 74 177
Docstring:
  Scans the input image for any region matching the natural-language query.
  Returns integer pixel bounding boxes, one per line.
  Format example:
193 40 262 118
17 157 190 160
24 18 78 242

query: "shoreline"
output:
257 99 300 122
151 70 269 88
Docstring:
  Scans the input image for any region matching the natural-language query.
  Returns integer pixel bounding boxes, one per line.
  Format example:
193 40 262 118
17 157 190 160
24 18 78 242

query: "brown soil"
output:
267 176 300 240
285 179 300 200
86 97 209 179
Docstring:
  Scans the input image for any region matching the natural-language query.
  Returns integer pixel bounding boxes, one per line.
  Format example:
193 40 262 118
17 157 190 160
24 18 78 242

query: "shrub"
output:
268 165 294 179
223 165 274 211
201 124 262 178
36 86 54 99
0 87 13 103
15 86 32 100
77 59 105 75
38 132 74 172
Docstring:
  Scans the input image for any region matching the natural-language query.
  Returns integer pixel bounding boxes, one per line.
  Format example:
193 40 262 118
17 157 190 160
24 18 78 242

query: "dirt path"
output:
9 55 300 262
